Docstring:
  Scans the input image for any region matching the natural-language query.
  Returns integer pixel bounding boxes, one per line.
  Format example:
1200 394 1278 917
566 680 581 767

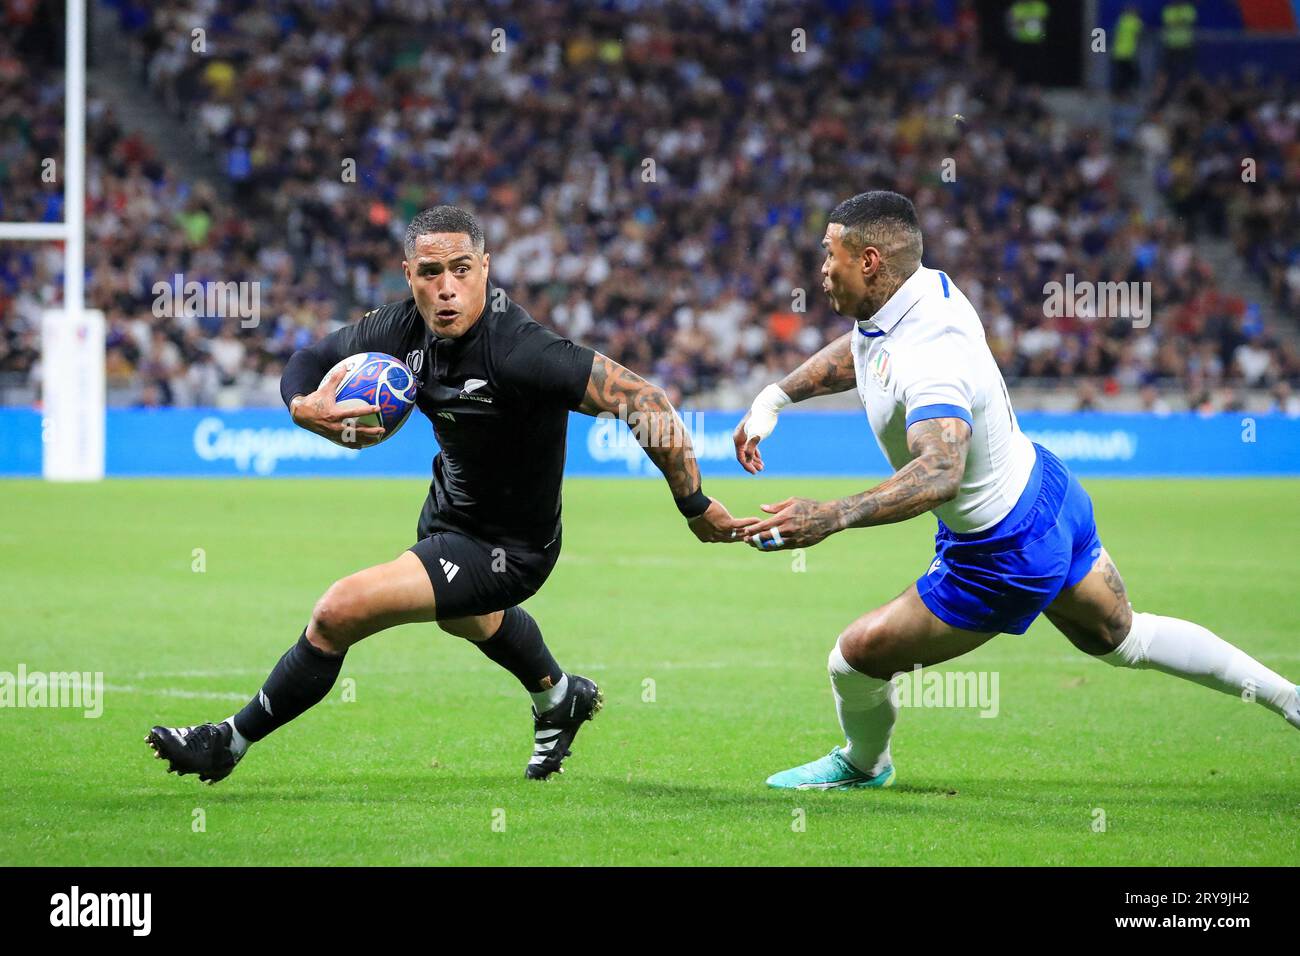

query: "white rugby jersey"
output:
850 265 1036 533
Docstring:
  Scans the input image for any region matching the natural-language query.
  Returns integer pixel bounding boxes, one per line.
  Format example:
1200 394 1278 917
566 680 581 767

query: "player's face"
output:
403 233 490 338
821 223 868 318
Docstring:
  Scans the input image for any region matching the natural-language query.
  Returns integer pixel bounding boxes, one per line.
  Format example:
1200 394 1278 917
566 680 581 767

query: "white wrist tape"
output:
744 384 791 443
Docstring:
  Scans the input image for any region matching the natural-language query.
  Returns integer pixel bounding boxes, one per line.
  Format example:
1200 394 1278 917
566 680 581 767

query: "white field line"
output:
104 683 247 702
131 669 278 679
105 683 347 706
560 554 764 570
112 652 1300 691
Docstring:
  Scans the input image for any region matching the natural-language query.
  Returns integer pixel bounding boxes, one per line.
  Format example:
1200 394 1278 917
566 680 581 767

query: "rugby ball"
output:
320 351 417 444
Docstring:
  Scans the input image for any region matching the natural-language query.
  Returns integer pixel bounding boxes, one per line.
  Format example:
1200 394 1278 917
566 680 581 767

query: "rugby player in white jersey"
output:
733 190 1300 790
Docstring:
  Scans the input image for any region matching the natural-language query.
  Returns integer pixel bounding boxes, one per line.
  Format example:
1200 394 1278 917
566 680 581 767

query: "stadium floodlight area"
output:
0 0 101 482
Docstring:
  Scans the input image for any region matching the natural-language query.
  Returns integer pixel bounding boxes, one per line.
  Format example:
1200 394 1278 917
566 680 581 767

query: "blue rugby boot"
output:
765 746 895 790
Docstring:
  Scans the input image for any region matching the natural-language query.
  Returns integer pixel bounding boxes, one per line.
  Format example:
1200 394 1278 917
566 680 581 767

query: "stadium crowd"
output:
1140 71 1300 318
1 0 1297 414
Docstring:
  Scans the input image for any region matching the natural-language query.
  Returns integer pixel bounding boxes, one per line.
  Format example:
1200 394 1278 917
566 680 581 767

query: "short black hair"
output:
404 205 485 258
828 190 923 264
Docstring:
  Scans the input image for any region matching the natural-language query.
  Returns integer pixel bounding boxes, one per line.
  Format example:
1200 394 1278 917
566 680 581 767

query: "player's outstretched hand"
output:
291 365 386 448
732 412 765 474
688 498 761 543
743 496 839 551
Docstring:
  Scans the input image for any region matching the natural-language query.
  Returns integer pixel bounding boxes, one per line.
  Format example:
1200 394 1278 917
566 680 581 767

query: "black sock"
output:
472 606 563 693
233 631 345 743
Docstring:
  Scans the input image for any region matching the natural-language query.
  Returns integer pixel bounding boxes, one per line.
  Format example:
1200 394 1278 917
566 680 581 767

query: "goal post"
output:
0 0 101 480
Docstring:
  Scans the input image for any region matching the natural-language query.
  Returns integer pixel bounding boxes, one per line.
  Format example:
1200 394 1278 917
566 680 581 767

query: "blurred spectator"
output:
1111 5 1143 95
1160 1 1197 83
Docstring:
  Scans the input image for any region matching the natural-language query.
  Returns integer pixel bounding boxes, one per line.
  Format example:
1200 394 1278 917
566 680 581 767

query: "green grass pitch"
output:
1 477 1297 866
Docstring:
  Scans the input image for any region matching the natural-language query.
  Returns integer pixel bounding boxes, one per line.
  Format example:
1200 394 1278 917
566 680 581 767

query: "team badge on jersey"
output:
869 348 892 389
458 378 493 403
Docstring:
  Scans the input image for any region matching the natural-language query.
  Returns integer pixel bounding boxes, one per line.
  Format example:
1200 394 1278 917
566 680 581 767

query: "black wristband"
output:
674 486 711 519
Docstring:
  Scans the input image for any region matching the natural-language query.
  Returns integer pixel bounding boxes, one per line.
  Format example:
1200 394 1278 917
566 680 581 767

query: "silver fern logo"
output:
459 378 492 403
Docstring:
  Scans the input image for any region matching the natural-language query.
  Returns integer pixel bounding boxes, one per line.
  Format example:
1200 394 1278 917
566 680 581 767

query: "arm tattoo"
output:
777 333 856 402
1102 558 1128 605
577 352 701 498
1101 556 1132 635
831 417 970 529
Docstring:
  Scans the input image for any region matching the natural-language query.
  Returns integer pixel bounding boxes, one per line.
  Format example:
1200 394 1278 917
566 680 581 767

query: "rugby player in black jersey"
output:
147 206 755 782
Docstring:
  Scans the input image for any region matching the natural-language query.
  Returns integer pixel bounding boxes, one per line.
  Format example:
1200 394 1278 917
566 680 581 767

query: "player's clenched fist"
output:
289 364 387 448
733 384 791 474
732 412 765 474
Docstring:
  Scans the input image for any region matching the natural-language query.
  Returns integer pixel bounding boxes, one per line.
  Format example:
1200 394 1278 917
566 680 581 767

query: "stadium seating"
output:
2 0 1297 414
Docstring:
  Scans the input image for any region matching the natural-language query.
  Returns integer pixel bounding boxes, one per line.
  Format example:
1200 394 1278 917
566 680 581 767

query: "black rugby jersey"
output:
280 282 594 549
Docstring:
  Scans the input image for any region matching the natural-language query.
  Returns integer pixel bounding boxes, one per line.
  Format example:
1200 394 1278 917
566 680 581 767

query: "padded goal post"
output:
0 0 102 480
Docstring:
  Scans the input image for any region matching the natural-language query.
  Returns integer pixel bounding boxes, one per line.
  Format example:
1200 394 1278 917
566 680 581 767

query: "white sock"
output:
222 717 250 760
530 673 569 713
1102 611 1300 728
829 641 897 776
